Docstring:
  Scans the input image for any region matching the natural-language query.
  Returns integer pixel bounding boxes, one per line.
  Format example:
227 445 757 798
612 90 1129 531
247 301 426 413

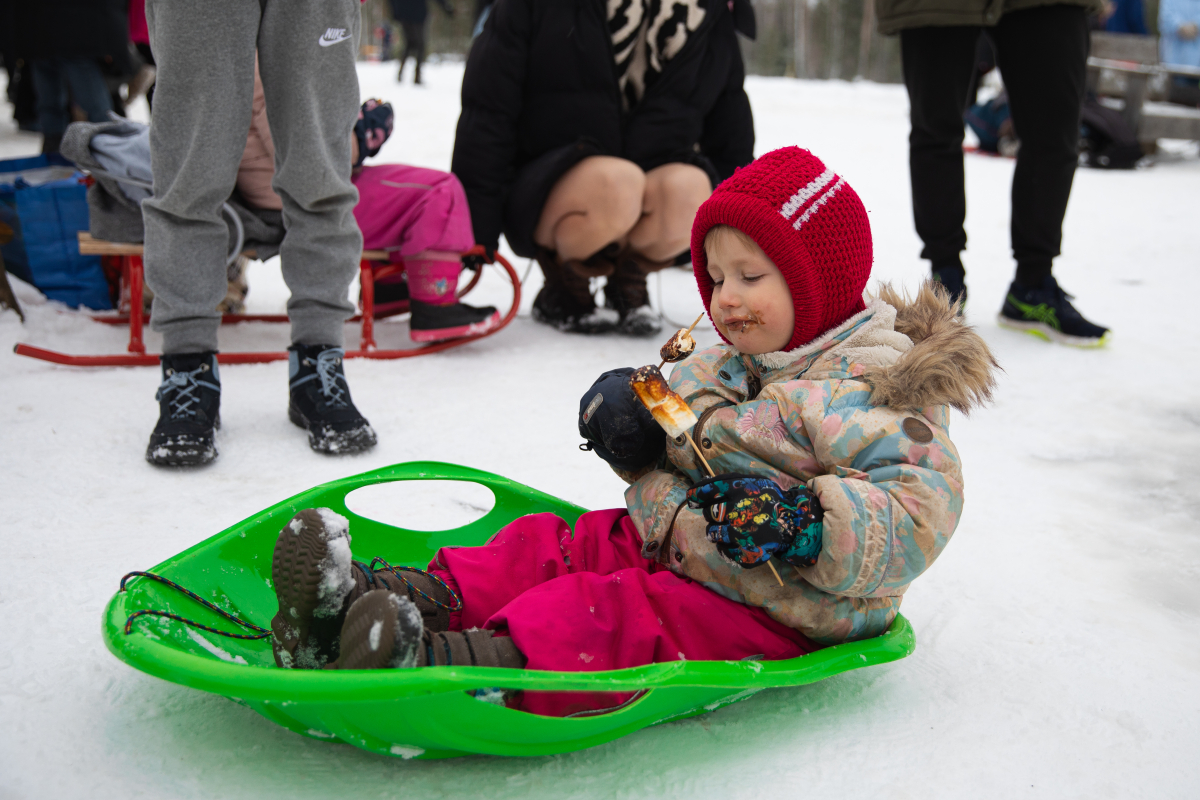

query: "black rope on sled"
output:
369 558 464 612
119 571 271 639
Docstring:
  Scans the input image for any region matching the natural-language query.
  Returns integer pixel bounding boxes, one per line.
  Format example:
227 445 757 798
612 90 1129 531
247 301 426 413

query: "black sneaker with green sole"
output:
997 276 1110 347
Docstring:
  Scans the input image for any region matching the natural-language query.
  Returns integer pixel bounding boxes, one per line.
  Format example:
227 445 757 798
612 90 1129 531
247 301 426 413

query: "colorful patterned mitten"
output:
685 474 823 569
354 99 394 166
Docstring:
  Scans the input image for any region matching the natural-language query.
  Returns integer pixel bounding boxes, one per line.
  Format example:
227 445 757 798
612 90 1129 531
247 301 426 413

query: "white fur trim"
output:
749 300 898 370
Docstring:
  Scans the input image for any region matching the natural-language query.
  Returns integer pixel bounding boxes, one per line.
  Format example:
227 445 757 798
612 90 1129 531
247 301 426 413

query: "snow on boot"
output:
531 249 618 334
270 508 357 669
145 351 221 467
271 512 457 669
335 591 425 669
605 257 662 338
336 590 526 670
409 299 501 343
288 344 377 455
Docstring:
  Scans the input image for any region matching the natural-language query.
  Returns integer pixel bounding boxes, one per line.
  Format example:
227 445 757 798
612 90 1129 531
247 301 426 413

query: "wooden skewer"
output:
683 430 716 479
657 312 707 370
692 430 785 587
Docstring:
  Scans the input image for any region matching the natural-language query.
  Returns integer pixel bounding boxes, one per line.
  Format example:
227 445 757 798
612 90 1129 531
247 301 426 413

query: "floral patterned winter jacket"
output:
622 285 998 645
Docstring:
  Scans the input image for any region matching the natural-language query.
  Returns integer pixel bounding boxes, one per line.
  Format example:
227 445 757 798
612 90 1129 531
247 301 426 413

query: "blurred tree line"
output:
357 0 903 81
360 0 1180 85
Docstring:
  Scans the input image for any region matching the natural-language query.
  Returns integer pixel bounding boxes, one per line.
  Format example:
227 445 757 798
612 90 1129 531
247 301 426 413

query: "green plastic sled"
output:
102 461 915 759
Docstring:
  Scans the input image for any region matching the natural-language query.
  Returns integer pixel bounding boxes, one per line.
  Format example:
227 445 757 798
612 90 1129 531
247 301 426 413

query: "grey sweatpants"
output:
143 0 363 353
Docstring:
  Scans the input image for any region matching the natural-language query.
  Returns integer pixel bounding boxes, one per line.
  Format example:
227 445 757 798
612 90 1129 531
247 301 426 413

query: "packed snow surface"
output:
2 61 1199 799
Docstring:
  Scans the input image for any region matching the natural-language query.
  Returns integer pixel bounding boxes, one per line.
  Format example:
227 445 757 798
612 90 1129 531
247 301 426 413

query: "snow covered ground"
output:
2 61 1198 799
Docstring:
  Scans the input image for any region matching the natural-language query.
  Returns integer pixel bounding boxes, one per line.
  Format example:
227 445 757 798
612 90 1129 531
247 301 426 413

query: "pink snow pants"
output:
352 164 475 257
427 509 818 718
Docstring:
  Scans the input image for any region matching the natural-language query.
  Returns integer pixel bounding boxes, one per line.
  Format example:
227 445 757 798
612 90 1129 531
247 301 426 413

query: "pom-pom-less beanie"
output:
690 146 873 352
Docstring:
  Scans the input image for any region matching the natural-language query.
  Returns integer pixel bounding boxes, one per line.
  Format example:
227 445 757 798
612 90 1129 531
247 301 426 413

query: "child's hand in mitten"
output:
578 368 666 472
354 99 394 166
685 474 823 569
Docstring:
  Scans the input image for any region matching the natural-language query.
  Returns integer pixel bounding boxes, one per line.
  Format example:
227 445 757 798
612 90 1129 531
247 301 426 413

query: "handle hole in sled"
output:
345 480 496 532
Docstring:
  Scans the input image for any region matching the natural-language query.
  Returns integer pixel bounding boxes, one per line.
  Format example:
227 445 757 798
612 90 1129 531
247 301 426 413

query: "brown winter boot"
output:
270 509 455 669
605 255 662 337
531 247 619 334
336 590 526 671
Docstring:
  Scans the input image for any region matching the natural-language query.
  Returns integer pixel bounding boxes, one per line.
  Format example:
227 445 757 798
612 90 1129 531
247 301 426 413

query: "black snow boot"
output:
145 351 221 467
409 299 501 343
288 344 377 455
271 509 457 669
531 249 618 334
336 590 526 671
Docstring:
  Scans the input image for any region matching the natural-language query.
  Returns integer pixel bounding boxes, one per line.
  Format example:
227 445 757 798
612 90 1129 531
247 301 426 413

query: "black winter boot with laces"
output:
288 343 377 455
145 351 221 467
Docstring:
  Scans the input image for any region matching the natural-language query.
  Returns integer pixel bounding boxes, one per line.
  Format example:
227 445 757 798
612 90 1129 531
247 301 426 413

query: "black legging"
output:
400 20 426 77
901 5 1089 287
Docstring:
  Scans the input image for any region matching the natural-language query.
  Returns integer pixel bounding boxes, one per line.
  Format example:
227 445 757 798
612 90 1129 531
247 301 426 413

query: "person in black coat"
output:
13 0 130 154
451 0 756 336
390 0 454 85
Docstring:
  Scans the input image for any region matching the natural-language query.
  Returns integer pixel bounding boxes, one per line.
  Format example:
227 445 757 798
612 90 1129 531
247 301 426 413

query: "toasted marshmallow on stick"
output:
659 328 696 364
630 365 698 440
656 312 704 369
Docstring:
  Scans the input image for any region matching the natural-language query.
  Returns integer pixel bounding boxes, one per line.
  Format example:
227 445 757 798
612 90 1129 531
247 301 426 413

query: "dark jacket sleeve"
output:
697 23 755 183
450 0 532 251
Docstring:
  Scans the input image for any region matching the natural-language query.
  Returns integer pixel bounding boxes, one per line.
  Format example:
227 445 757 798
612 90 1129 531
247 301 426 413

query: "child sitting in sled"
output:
268 147 998 717
236 62 499 342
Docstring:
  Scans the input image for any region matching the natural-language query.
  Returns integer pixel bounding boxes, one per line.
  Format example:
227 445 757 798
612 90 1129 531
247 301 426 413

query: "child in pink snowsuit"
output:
237 65 499 342
270 147 995 718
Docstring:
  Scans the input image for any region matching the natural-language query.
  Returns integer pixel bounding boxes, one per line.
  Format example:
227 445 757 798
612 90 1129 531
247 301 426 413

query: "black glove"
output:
353 99 394 166
686 474 824 569
578 368 666 471
461 246 494 272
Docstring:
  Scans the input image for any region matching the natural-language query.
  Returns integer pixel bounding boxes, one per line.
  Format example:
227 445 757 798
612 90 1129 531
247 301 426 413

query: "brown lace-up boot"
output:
531 248 619 334
270 509 455 669
337 590 526 671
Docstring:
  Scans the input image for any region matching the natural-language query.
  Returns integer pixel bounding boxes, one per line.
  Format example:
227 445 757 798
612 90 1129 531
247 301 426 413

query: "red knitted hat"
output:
690 146 873 351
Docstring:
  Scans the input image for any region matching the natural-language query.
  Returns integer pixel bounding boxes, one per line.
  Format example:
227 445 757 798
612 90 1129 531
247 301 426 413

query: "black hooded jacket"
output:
450 0 756 253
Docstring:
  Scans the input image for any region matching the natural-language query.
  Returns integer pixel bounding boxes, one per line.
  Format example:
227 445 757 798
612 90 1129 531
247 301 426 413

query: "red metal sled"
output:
12 236 520 367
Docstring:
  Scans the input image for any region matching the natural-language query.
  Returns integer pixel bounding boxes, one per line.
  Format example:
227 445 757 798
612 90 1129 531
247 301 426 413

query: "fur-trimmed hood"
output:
746 281 999 415
865 283 999 414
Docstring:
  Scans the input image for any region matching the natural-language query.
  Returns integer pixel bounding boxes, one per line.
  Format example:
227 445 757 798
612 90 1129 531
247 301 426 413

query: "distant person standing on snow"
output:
390 0 454 85
1160 0 1200 73
875 0 1111 347
141 0 376 467
14 0 129 155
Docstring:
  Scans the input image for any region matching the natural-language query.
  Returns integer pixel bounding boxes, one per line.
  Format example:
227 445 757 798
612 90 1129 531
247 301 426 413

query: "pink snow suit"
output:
236 65 475 305
352 165 475 305
428 509 817 718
